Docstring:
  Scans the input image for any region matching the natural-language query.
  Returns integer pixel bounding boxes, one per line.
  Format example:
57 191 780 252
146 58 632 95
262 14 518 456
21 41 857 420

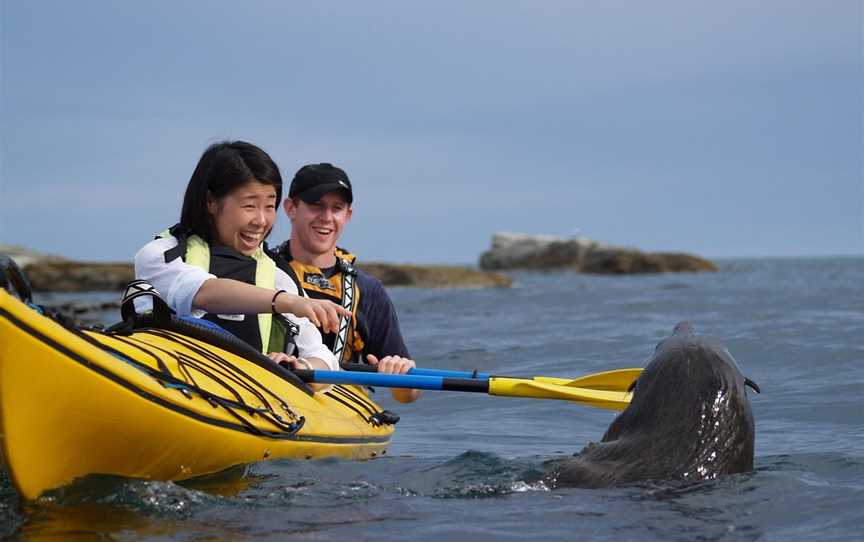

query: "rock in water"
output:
479 233 717 274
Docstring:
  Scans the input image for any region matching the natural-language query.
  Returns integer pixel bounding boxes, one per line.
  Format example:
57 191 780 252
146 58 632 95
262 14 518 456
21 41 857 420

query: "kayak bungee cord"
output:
109 328 307 435
148 328 305 419
102 334 304 436
322 386 397 427
148 329 397 428
139 333 282 409
63 322 301 436
138 328 398 427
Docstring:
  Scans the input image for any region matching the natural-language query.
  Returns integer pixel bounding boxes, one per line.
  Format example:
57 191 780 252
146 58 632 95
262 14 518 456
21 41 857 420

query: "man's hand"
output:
367 354 421 403
366 354 415 375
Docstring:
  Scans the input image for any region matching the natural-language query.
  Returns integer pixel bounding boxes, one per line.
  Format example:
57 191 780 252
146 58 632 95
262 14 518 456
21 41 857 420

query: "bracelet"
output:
271 289 287 314
295 358 310 370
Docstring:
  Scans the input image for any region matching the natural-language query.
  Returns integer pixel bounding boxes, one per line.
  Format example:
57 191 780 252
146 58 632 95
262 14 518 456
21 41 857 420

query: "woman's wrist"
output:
273 289 302 315
271 289 287 314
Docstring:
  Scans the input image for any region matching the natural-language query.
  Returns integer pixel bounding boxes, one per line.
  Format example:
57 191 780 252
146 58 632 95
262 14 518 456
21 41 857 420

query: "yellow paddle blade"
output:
534 368 642 392
488 377 632 412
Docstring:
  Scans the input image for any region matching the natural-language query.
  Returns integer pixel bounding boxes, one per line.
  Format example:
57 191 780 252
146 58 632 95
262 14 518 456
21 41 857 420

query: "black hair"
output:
179 141 282 243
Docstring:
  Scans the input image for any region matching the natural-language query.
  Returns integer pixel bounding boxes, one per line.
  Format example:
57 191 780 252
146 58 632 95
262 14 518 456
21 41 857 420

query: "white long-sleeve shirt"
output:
134 236 338 370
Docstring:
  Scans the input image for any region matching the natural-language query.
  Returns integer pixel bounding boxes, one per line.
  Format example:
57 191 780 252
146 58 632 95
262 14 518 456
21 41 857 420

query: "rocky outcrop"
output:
0 244 66 268
1 245 511 291
479 233 717 274
479 234 598 270
19 262 510 292
359 263 512 288
580 248 717 274
22 261 136 292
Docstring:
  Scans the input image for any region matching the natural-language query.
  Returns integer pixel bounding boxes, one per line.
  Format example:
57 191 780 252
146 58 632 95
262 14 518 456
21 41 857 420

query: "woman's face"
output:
207 180 278 255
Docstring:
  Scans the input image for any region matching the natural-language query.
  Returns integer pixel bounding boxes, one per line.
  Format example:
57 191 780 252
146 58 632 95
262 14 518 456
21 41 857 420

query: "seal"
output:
546 323 759 488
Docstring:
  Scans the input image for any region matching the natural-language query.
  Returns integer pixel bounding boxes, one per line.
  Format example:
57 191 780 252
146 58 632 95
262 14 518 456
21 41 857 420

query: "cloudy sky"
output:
1 1 861 264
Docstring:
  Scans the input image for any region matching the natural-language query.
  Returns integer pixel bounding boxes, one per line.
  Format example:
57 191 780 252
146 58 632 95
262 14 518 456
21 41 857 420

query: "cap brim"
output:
295 183 353 204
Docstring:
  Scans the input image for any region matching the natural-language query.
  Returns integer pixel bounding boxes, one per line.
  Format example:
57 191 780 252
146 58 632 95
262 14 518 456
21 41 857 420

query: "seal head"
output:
548 323 758 488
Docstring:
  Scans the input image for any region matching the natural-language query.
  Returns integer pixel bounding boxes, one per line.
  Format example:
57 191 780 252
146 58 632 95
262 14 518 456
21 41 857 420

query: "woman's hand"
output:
267 352 303 369
367 354 421 404
276 294 351 334
267 352 332 392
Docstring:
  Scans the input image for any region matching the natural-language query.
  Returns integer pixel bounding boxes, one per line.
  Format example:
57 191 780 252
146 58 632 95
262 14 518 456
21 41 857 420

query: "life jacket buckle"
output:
119 279 175 327
336 257 357 276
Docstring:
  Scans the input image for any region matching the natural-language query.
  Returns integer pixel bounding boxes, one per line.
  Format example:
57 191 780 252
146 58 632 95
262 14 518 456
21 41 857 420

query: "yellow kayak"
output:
0 287 395 500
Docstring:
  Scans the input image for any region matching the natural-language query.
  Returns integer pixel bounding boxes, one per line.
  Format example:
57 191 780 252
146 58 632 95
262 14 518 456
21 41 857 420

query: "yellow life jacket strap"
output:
184 235 211 271
334 246 357 265
252 248 276 353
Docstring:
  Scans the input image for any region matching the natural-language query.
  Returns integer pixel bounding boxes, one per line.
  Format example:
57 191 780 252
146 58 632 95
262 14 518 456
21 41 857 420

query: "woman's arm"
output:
135 237 214 316
193 278 349 334
136 237 348 331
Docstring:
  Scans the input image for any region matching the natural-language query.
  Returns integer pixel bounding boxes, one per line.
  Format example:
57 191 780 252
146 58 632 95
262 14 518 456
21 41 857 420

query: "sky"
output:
1 0 861 264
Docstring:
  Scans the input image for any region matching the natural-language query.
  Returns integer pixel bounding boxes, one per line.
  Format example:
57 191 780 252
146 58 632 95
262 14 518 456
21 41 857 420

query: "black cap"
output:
288 163 353 204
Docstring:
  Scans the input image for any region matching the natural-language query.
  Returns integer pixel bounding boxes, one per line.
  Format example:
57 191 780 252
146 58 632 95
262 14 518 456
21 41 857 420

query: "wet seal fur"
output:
546 323 759 488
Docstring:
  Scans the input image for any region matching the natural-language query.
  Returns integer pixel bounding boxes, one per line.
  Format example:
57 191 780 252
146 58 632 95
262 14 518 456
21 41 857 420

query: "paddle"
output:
340 363 642 393
292 368 634 411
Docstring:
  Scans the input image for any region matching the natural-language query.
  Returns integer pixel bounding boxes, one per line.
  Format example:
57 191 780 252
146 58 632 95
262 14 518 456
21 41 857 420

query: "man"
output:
270 163 420 403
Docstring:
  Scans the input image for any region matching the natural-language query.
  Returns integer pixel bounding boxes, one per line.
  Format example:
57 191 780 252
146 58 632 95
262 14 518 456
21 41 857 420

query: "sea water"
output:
2 257 862 541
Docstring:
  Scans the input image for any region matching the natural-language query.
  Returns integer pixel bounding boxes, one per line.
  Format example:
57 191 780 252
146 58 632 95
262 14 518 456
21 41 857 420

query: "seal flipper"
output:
745 378 761 393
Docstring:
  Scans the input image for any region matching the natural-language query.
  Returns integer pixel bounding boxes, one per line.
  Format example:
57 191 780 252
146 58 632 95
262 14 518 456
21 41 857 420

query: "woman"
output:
135 140 349 372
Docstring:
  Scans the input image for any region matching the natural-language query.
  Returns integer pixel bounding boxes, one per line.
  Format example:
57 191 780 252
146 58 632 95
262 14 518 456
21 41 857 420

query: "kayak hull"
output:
0 289 394 500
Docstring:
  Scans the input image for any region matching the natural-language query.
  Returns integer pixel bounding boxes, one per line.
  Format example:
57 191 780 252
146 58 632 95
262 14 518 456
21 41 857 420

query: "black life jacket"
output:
160 224 296 354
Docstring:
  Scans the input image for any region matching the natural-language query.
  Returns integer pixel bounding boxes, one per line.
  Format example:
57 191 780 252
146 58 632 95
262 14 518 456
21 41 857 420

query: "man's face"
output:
285 191 352 260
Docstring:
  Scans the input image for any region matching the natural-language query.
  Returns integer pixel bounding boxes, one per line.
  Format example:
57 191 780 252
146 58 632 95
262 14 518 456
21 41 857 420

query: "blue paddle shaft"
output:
340 363 491 380
408 367 490 379
293 369 489 393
